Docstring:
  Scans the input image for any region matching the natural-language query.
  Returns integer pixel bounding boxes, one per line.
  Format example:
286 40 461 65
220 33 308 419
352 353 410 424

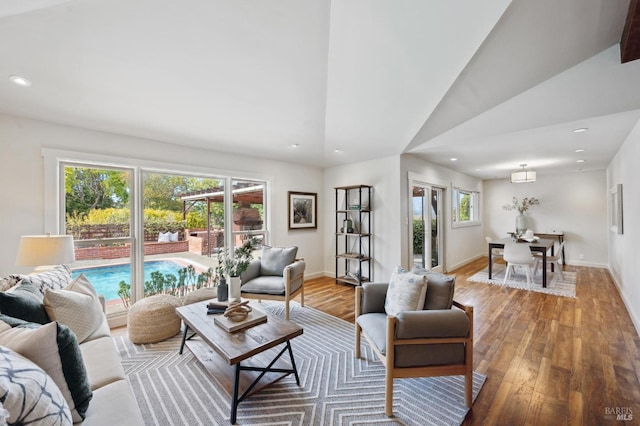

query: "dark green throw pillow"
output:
0 280 49 324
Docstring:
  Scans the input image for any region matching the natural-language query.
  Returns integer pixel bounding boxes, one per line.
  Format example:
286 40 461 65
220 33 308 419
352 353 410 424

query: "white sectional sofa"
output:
0 266 144 425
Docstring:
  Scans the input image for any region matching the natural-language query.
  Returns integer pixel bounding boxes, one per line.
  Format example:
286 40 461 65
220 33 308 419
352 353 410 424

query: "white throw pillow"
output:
158 231 171 242
43 274 104 343
384 266 428 316
169 231 179 242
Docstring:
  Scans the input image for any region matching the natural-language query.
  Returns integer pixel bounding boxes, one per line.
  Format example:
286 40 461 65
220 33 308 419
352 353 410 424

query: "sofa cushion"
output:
0 280 49 324
411 266 456 310
44 274 104 343
384 266 427 316
10 264 72 294
80 336 126 391
260 245 297 276
81 380 145 426
0 319 92 422
0 345 72 425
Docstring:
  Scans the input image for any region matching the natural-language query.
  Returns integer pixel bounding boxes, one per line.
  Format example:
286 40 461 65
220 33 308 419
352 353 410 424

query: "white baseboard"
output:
608 267 640 337
446 254 485 273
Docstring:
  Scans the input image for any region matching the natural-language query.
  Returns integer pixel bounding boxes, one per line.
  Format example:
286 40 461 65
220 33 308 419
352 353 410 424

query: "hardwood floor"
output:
113 260 639 424
304 259 640 425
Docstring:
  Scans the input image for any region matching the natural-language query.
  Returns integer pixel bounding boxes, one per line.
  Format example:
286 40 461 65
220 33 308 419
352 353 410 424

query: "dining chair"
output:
503 243 536 288
534 241 565 281
486 236 503 267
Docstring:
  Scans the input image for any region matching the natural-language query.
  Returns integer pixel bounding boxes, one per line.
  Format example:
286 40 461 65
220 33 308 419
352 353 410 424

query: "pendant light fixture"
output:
510 164 536 183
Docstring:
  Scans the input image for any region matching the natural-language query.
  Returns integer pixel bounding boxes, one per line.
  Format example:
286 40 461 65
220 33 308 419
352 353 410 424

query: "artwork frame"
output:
288 191 317 230
609 183 623 235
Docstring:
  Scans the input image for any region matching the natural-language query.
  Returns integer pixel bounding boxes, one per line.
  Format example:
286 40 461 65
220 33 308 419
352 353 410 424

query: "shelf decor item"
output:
288 191 317 229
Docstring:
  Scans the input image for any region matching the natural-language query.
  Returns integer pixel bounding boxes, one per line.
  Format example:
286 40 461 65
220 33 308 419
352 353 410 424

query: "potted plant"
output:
502 196 540 235
216 237 258 301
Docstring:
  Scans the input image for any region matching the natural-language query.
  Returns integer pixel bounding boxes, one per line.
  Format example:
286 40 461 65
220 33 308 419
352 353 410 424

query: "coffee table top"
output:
176 300 303 365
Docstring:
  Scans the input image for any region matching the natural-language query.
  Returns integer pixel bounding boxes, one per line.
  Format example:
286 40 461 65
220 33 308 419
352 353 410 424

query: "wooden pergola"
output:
180 183 264 256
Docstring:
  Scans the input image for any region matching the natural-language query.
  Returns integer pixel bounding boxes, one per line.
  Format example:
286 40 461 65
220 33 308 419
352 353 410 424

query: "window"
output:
452 187 480 227
45 149 271 325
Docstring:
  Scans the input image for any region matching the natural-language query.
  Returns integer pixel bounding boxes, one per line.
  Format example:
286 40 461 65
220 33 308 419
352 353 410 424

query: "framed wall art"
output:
609 183 623 234
288 191 317 230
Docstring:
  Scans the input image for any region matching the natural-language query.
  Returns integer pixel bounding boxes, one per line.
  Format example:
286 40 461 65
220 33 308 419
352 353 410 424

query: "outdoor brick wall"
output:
74 241 189 261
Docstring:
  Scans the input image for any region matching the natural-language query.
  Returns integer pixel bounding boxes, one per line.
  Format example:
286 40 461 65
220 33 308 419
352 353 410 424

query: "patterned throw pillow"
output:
384 266 428 316
10 265 72 294
0 320 92 423
43 274 104 343
0 345 72 425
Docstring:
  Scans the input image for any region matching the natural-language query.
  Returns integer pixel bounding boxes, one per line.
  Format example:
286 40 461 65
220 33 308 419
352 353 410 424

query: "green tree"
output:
459 193 471 221
65 167 129 216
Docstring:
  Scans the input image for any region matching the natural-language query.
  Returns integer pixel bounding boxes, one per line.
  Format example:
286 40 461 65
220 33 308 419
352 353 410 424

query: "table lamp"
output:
15 234 76 270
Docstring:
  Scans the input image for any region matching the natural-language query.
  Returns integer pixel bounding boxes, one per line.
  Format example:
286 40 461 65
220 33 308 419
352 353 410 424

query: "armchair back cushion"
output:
411 266 455 309
260 246 298 276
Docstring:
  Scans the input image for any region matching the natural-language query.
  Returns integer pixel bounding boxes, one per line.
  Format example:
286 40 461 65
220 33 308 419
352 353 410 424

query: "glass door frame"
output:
408 177 445 272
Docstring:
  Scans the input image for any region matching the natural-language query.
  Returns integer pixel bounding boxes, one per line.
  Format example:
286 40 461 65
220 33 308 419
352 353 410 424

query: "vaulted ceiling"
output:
1 0 639 179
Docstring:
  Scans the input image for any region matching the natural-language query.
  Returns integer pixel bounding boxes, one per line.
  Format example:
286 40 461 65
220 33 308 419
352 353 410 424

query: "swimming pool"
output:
72 260 188 301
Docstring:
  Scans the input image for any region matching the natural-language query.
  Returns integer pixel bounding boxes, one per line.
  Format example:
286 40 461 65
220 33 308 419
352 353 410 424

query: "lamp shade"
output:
15 235 76 267
510 164 536 183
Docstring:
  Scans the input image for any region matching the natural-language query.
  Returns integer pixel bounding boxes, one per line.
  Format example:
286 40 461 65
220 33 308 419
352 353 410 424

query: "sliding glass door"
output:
410 182 444 272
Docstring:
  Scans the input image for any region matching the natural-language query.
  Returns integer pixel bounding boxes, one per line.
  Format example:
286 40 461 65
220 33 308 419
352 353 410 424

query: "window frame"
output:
451 186 481 228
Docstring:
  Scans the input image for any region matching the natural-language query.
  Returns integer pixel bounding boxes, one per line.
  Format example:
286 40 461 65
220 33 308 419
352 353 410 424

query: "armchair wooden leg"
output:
355 323 361 358
285 299 290 321
465 371 472 408
385 370 394 417
300 285 304 307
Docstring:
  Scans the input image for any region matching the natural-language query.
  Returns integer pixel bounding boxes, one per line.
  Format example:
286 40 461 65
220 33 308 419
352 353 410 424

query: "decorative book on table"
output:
214 306 267 332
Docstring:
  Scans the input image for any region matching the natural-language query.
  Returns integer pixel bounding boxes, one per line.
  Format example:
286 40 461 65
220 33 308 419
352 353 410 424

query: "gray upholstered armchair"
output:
240 245 305 320
355 269 473 417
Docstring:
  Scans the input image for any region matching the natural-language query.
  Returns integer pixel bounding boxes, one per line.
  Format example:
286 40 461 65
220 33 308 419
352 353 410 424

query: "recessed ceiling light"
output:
575 149 585 153
573 127 588 133
450 158 458 161
291 144 299 148
9 75 31 87
576 159 585 163
333 148 342 153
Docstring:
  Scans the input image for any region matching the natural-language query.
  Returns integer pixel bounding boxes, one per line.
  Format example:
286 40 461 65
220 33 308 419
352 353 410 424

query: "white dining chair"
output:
486 236 504 266
534 241 565 281
503 243 536 288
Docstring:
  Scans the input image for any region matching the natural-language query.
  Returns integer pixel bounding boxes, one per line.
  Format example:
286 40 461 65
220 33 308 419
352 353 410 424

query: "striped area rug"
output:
115 302 485 425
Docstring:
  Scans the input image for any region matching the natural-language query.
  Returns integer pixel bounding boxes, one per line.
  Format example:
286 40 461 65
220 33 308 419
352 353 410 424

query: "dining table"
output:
488 237 555 288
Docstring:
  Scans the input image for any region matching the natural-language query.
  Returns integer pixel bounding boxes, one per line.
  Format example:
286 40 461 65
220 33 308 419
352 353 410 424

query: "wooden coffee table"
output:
176 301 303 424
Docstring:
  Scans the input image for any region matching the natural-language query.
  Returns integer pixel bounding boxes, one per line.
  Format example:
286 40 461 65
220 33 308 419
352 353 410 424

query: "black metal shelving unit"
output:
335 185 372 286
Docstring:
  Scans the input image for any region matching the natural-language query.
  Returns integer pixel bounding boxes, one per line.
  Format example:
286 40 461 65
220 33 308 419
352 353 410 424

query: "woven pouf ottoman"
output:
128 294 182 344
182 287 217 306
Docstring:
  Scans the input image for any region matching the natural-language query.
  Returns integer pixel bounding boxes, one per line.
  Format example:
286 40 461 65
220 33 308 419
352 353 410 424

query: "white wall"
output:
400 154 484 272
323 156 402 282
0 114 325 277
483 170 608 267
607 120 640 332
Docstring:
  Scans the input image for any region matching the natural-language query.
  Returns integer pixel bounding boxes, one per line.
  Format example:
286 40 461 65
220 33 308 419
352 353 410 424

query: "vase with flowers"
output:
215 237 258 301
502 196 540 235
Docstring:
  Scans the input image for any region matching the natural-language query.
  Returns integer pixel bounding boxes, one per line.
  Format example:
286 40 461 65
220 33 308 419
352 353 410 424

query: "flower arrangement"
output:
216 237 259 278
502 196 540 214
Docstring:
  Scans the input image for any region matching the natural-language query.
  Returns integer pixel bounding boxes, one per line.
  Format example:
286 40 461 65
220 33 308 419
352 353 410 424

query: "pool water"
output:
72 260 187 301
